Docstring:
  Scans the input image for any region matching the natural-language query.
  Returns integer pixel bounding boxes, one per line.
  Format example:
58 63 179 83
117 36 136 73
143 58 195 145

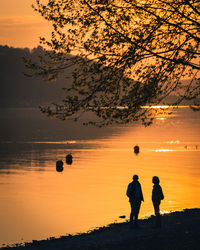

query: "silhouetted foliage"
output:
28 0 200 126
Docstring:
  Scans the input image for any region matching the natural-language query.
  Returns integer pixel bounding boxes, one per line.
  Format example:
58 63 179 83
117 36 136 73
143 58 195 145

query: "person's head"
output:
133 174 139 181
152 176 160 184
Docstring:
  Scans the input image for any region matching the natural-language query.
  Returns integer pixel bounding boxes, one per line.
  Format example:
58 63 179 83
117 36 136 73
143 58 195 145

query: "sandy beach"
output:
2 208 200 250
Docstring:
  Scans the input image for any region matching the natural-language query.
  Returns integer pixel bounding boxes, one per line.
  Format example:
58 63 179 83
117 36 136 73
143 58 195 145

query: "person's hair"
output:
152 176 160 184
133 174 139 181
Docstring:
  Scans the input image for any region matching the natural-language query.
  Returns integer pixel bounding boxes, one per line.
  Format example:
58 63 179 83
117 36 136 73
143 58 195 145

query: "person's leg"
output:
153 201 161 227
130 201 139 228
130 200 141 228
134 201 141 225
130 202 134 224
153 201 160 215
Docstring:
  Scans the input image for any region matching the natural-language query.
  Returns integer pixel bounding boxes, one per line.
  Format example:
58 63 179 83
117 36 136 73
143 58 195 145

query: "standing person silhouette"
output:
152 176 164 228
126 175 144 228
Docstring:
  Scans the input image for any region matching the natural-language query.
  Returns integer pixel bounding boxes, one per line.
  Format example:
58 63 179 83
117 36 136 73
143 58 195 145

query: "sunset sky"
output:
0 0 50 48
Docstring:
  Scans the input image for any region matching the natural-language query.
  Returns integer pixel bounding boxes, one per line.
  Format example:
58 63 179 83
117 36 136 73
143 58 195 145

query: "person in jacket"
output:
152 176 164 227
126 174 144 228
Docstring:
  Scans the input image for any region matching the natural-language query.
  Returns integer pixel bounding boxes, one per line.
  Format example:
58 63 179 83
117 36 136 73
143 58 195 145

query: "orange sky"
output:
0 0 50 48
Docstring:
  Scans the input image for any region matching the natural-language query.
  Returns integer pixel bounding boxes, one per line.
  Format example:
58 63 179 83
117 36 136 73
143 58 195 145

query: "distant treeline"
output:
0 45 193 109
0 45 71 108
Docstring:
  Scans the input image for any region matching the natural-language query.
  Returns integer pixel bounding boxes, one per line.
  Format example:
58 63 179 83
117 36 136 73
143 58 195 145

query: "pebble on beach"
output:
119 215 126 219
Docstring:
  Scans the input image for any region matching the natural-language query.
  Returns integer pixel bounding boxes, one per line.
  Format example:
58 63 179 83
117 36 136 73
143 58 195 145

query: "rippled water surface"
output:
0 108 200 246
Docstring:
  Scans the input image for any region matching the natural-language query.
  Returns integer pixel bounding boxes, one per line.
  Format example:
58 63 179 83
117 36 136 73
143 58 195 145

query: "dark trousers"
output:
153 200 161 227
130 200 141 225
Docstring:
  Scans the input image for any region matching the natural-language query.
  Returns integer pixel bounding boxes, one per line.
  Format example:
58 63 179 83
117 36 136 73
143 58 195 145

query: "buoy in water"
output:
134 145 140 155
56 160 64 172
66 154 73 165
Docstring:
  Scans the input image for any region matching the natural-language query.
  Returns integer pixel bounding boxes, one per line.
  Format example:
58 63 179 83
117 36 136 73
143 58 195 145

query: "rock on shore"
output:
2 208 200 250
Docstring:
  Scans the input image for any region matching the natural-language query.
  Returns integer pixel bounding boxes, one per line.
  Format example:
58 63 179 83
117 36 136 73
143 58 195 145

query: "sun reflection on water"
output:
0 106 200 247
160 210 171 215
167 140 180 144
156 117 166 120
155 149 174 152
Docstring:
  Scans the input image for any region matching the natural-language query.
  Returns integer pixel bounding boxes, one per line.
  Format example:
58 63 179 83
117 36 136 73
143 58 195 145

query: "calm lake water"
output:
0 107 200 247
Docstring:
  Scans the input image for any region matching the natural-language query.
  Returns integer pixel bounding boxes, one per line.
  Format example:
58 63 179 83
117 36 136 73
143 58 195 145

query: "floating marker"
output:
56 160 64 172
134 145 140 155
66 154 73 165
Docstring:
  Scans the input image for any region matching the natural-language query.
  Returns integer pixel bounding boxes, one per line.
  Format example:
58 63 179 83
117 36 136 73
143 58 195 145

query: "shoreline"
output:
2 208 200 250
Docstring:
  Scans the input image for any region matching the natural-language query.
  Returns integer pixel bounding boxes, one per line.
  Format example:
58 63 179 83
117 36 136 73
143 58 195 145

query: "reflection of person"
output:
152 176 164 228
126 175 144 228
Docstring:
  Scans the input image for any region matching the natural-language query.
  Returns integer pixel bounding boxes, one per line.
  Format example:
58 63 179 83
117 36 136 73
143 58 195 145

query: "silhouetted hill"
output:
0 45 71 108
0 45 197 108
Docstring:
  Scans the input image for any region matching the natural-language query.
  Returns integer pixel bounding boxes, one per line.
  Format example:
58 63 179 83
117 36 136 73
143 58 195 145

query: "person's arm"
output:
126 183 131 198
160 186 164 200
140 183 144 201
